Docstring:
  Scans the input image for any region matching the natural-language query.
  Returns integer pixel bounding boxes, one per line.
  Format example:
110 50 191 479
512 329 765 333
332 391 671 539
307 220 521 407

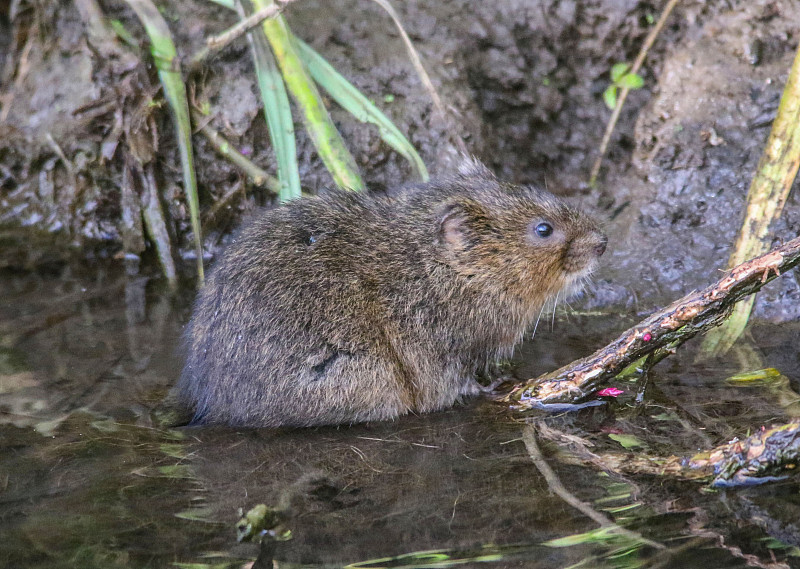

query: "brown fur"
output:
178 161 606 427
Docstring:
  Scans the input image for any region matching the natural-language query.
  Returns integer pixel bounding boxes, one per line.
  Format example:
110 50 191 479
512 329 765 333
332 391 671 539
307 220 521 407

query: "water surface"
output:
1 258 799 568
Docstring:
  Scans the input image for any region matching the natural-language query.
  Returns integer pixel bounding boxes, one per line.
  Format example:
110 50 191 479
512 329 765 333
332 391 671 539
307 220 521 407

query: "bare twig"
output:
45 133 80 204
191 109 280 192
138 161 178 288
0 29 35 123
188 0 297 70
368 0 468 155
588 0 680 186
201 179 246 225
522 424 666 549
504 235 800 407
44 133 75 177
74 0 119 48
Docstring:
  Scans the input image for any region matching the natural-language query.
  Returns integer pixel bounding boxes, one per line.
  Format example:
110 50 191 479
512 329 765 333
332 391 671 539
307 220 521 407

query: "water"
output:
1 256 799 568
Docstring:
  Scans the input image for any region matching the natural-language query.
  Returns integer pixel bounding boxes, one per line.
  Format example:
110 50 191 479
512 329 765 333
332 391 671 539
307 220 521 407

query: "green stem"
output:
125 0 205 284
293 36 428 181
701 41 800 356
193 110 280 193
255 0 365 191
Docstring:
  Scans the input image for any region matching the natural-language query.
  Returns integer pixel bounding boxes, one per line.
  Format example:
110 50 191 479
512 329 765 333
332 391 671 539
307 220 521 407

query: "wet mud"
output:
2 0 799 315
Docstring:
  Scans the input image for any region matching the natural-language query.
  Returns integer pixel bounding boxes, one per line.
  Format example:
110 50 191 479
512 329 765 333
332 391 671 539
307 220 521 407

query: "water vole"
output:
178 160 606 427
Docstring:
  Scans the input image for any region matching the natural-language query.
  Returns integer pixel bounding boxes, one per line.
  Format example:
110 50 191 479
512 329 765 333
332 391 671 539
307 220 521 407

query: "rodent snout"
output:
563 230 608 274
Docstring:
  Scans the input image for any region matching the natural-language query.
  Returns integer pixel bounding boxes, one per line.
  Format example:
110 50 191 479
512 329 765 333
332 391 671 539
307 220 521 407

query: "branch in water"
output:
504 235 800 407
569 421 800 487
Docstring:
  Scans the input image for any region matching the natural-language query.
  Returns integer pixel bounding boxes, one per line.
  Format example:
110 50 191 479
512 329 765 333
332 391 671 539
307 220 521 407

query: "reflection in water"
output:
1 257 799 568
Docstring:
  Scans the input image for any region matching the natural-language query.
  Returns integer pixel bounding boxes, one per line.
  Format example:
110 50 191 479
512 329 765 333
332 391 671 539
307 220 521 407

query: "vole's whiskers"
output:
531 300 549 340
550 291 560 331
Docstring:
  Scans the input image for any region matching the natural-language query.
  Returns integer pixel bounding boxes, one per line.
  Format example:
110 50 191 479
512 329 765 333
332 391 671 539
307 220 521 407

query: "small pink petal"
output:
642 332 652 342
596 387 624 397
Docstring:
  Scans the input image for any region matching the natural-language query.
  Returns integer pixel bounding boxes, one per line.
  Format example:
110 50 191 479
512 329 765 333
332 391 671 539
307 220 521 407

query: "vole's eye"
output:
534 222 553 238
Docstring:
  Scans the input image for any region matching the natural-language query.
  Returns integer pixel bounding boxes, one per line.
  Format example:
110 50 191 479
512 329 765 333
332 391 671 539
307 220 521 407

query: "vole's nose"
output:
594 234 608 257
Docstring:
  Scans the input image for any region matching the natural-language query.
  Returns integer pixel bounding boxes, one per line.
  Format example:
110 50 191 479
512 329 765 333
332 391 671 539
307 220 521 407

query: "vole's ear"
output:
457 155 496 180
436 199 487 251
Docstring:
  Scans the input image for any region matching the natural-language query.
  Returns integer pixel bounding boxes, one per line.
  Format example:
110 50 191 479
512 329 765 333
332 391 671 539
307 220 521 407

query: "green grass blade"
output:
244 18 301 201
206 0 235 8
701 41 800 357
294 36 428 181
255 1 365 191
140 165 178 287
125 0 204 284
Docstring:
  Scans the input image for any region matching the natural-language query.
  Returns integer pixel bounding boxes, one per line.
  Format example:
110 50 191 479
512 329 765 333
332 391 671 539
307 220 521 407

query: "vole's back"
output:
179 164 606 427
182 192 414 426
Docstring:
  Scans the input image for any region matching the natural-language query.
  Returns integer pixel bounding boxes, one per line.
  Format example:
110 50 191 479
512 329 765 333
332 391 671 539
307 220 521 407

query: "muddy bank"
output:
595 0 800 320
1 0 799 317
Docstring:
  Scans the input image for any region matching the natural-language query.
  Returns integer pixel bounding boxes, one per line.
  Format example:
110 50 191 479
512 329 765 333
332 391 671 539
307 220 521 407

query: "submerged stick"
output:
599 421 800 487
522 425 665 549
504 235 800 407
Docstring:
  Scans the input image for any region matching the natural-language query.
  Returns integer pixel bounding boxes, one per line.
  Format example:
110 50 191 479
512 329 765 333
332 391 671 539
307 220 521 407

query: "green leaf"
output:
293 36 428 181
604 502 643 513
125 0 203 284
545 526 622 547
725 367 783 385
157 464 196 479
256 3 365 191
603 85 618 110
610 62 630 83
246 23 302 201
619 72 645 90
608 433 645 449
159 442 188 459
651 412 678 421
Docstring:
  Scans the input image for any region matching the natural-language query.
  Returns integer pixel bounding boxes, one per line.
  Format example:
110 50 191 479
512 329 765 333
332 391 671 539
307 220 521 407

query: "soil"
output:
1 0 799 318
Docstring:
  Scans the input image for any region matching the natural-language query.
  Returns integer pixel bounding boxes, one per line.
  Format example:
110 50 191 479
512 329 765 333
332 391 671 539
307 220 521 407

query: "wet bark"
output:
504 235 800 407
